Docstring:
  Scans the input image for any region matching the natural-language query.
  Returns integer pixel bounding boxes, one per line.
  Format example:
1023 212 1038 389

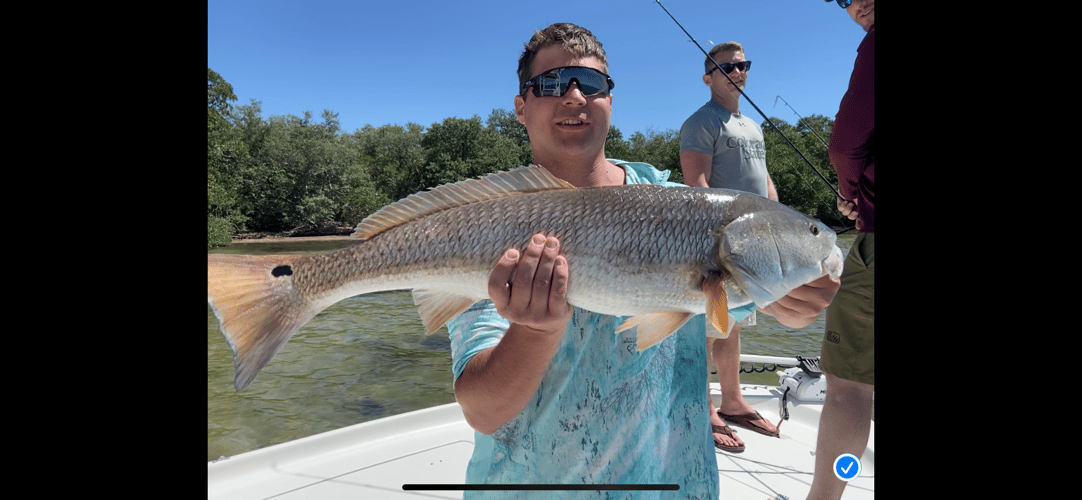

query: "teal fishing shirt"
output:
447 161 752 499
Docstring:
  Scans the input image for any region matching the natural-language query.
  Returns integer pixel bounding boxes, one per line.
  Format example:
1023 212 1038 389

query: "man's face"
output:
514 45 612 160
703 50 747 98
847 0 874 31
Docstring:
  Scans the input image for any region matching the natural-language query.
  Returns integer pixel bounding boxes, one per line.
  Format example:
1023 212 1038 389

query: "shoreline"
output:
230 234 354 244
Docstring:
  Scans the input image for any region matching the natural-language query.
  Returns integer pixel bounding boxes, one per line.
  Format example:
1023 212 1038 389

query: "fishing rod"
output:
770 96 855 233
653 0 846 203
774 95 830 149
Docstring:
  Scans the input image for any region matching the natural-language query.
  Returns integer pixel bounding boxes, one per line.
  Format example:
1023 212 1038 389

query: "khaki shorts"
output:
820 232 874 385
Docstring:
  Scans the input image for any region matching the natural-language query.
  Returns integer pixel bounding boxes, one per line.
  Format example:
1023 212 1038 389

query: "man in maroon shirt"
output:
808 1 875 499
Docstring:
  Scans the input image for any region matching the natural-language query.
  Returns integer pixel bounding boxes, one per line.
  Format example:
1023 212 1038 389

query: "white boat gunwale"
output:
209 359 873 500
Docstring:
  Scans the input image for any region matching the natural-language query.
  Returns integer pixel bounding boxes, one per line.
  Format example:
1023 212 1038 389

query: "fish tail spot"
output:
208 253 315 391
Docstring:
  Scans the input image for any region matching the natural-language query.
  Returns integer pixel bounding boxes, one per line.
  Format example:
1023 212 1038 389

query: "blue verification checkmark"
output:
832 453 861 481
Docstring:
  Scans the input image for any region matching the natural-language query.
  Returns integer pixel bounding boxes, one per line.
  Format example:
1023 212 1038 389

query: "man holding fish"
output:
446 23 839 496
207 20 842 499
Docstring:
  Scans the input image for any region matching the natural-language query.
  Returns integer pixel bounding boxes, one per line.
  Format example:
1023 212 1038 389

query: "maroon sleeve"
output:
829 26 874 231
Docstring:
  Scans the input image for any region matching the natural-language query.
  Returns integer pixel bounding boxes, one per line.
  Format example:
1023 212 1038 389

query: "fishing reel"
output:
778 365 826 402
774 354 822 402
776 356 827 426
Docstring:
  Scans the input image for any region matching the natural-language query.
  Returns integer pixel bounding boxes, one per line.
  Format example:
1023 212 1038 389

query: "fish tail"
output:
208 253 317 391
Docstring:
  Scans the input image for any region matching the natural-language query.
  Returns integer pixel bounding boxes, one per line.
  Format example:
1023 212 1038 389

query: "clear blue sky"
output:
208 0 866 137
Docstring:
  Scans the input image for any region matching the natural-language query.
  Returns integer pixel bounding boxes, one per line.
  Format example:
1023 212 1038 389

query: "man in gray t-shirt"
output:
679 41 780 454
680 99 771 196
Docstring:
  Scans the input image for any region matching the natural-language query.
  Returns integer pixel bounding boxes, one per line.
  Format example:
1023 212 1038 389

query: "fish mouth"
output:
822 245 844 282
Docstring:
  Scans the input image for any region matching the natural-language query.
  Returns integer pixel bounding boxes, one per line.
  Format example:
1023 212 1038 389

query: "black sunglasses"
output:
828 0 852 8
706 60 752 76
520 66 615 98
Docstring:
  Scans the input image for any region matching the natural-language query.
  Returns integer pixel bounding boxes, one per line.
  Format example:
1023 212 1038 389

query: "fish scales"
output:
208 165 841 390
295 186 724 313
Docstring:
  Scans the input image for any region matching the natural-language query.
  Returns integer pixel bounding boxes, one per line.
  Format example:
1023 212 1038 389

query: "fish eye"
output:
809 224 819 236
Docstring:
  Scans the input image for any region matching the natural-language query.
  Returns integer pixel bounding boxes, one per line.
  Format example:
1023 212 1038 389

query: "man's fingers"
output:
547 255 571 317
509 234 547 310
486 233 573 329
487 247 520 310
531 237 561 306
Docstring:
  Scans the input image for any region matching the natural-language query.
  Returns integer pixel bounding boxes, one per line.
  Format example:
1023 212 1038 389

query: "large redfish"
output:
208 165 842 390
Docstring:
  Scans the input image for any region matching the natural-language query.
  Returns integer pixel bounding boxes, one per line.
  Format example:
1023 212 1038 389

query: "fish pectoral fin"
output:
617 312 695 351
412 289 479 334
704 279 731 338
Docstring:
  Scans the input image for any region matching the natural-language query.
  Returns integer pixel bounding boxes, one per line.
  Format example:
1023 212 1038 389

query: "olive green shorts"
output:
820 232 874 385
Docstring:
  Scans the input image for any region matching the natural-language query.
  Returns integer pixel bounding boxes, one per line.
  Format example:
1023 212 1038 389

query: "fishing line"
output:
653 0 847 204
771 95 854 233
774 95 830 149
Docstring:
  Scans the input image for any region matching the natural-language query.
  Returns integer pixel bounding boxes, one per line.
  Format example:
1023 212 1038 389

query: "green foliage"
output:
207 68 236 114
208 169 241 248
350 123 426 202
604 126 628 161
416 116 523 189
207 69 847 247
238 111 366 233
621 129 683 184
762 115 845 226
339 179 392 227
486 109 532 166
207 68 249 248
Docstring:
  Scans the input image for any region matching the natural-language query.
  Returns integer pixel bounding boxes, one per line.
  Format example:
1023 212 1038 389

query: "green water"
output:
208 232 858 461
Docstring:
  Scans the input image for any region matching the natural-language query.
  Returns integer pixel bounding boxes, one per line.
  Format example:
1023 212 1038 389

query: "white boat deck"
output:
208 381 873 499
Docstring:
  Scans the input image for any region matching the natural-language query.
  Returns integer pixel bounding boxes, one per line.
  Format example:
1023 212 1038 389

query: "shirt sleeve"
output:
679 110 718 156
445 300 508 382
829 27 874 202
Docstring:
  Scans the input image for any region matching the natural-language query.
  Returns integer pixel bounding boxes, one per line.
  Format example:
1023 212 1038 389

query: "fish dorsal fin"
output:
351 164 574 240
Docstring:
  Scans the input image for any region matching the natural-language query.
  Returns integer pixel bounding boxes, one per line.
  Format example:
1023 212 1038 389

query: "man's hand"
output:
759 274 840 329
487 233 573 334
457 233 574 434
837 197 863 231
